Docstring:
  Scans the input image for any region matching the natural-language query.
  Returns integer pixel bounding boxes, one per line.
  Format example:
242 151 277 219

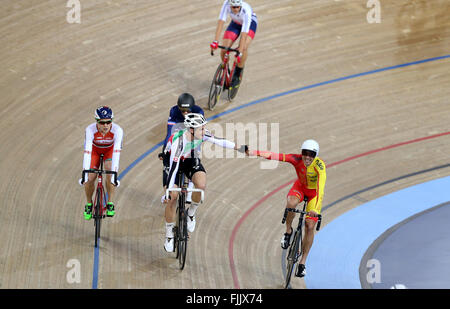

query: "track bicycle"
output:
81 154 118 248
208 45 242 110
281 197 322 289
166 170 204 270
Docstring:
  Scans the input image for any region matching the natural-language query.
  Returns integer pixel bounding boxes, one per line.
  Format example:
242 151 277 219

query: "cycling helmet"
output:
184 113 208 129
301 139 319 157
229 0 243 6
177 93 195 110
95 106 114 120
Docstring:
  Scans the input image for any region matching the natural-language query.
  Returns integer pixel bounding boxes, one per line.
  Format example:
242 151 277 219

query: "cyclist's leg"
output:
103 148 116 216
190 171 206 202
221 21 240 61
165 184 180 223
299 192 320 265
85 150 100 203
236 33 253 68
104 159 115 203
231 33 251 88
185 169 206 233
186 180 194 203
164 181 180 251
188 165 206 216
84 173 97 204
84 151 99 219
285 180 303 233
234 20 256 75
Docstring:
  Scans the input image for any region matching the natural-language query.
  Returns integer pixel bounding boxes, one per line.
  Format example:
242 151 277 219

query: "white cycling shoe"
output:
164 237 174 252
187 215 196 233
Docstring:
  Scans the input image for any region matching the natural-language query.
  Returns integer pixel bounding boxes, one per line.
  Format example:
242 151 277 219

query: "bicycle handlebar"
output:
211 45 240 56
82 169 118 185
166 188 205 203
281 208 322 231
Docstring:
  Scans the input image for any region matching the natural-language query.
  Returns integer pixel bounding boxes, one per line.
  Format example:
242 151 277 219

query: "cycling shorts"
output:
90 145 113 169
164 158 206 187
287 179 321 222
224 20 257 42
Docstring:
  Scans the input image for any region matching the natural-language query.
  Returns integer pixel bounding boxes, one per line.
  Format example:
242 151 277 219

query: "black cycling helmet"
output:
177 93 195 110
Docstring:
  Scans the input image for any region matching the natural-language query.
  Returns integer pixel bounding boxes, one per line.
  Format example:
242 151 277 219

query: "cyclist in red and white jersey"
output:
80 106 123 220
210 0 258 88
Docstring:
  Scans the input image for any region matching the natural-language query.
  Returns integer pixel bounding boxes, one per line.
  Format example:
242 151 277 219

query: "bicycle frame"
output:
281 197 322 288
93 156 106 219
215 45 239 88
208 45 241 110
82 154 117 247
166 172 204 270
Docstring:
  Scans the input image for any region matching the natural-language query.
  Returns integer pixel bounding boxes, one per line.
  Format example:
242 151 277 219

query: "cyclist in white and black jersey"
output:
210 0 258 88
161 113 248 252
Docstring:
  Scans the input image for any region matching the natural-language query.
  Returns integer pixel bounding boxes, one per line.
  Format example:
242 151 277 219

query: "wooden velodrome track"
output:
0 0 449 289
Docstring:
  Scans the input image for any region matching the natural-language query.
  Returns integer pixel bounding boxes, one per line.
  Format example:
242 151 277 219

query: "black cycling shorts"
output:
163 158 206 187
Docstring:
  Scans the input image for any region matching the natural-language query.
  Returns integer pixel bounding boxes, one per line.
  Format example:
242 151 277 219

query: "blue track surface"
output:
305 176 450 289
370 201 450 289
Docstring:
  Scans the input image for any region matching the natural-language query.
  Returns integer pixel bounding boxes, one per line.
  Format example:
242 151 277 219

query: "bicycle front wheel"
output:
208 64 225 111
176 188 188 270
178 211 187 270
94 190 102 248
284 232 300 289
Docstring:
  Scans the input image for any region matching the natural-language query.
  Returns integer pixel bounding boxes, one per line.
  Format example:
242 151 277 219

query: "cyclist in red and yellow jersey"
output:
249 139 326 278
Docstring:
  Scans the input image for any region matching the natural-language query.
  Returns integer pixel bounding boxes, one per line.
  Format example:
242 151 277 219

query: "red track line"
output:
228 131 450 289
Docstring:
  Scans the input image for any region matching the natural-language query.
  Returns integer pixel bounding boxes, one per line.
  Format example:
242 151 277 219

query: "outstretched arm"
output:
249 150 285 161
203 130 236 149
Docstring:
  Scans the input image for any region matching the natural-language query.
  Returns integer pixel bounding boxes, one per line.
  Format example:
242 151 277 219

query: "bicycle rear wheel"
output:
208 64 225 111
284 232 300 289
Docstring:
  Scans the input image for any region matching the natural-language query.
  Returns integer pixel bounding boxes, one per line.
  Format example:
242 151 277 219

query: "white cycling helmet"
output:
184 113 208 129
229 0 243 6
301 139 319 157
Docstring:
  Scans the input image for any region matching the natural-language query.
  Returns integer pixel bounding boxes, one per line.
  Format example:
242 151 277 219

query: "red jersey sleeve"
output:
255 151 302 165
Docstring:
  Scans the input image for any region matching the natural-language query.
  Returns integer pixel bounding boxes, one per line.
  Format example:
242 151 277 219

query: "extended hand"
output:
257 151 271 159
307 211 318 217
236 144 249 154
